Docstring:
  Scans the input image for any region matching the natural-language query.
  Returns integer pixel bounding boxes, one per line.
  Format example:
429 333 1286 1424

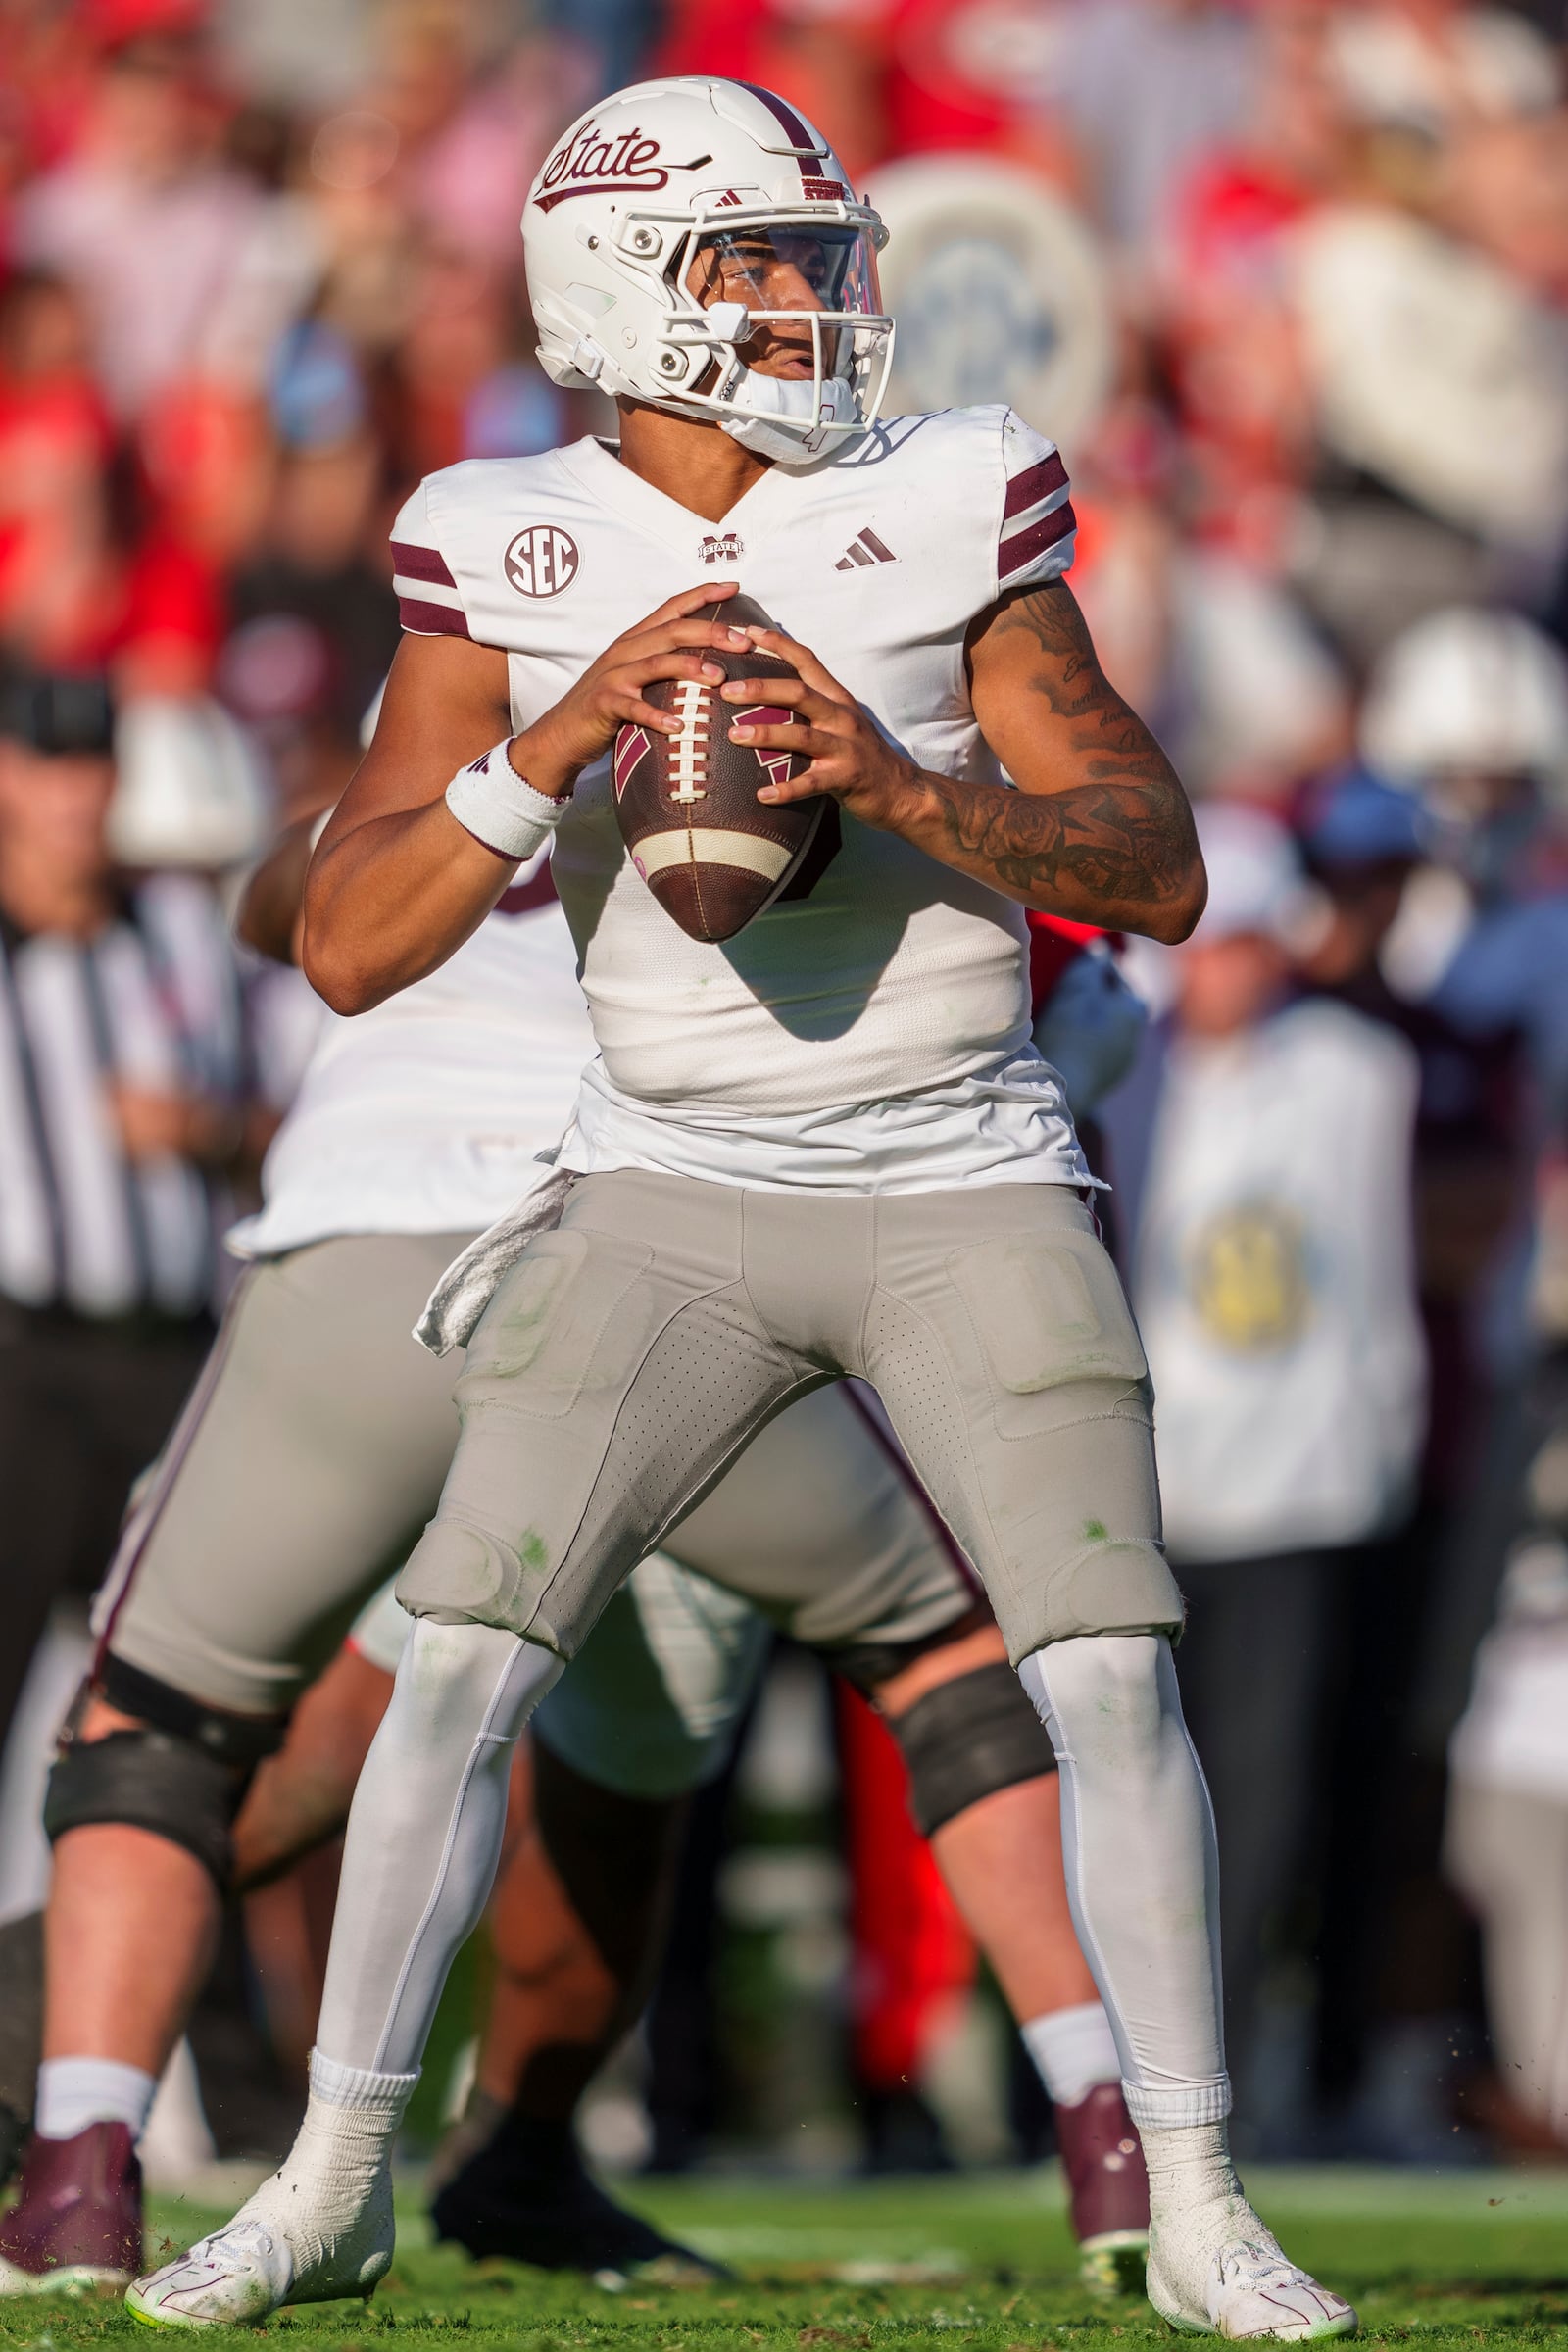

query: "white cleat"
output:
1148 2236 1357 2340
124 2169 393 2328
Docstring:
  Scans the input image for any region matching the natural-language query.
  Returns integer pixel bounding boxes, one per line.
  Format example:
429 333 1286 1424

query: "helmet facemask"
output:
620 210 894 465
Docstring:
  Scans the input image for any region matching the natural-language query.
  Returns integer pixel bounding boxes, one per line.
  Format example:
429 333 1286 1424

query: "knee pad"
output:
43 1658 288 1889
44 1732 243 1887
888 1659 1058 1838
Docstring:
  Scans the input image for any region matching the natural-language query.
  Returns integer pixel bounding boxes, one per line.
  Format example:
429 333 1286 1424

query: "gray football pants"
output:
96 1230 972 1725
396 1172 1180 1660
318 1175 1230 2126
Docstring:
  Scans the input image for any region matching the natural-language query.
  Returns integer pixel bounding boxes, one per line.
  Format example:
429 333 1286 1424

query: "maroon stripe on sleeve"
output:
736 80 821 155
398 593 470 638
391 539 457 588
1003 451 1068 520
999 500 1077 581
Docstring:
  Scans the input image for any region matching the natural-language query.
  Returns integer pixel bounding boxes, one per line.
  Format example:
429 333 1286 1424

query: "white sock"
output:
132 2051 417 2319
1140 2117 1259 2251
35 2056 157 2143
1020 2001 1121 2109
294 2050 417 2195
217 2051 416 2278
1139 2118 1354 2330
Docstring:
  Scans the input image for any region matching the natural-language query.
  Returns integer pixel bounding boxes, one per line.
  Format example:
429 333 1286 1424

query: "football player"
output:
129 79 1353 2338
0 810 1146 2294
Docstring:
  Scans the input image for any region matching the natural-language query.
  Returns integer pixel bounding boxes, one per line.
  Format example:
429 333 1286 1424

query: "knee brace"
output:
42 1657 288 1889
888 1659 1057 1838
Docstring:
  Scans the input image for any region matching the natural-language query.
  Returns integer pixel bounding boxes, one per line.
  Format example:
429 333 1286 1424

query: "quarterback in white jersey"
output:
394 405 1091 1181
131 77 1352 2340
5 836 1147 2296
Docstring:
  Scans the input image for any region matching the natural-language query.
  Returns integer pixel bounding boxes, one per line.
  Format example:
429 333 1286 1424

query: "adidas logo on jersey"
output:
835 528 896 571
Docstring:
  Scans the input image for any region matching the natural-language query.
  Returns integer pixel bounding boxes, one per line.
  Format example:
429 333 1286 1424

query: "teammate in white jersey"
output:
1 827 1146 2294
130 78 1353 2338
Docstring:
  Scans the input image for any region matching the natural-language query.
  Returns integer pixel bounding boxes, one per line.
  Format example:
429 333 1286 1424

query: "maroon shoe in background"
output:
1054 2082 1149 2293
0 2125 142 2294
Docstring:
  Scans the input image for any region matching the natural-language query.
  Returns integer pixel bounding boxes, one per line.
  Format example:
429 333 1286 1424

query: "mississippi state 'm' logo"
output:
732 707 796 788
699 531 744 566
505 526 579 599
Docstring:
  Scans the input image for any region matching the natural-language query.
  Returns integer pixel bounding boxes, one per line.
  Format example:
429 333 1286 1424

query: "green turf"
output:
6 2169 1568 2347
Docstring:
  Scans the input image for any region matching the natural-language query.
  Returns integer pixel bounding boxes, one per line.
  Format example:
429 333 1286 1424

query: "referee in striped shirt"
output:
0 672 265 1753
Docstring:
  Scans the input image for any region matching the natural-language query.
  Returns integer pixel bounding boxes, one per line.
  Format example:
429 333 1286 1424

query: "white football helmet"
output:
1360 606 1568 802
523 77 893 466
107 696 272 872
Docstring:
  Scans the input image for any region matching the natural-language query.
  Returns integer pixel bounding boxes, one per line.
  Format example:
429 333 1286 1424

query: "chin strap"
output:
718 369 858 466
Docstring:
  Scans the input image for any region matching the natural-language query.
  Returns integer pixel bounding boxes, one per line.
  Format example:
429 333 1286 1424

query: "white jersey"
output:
393 405 1094 1195
232 849 593 1258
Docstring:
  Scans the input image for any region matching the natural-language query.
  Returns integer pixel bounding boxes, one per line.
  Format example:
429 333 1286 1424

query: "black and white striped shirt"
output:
0 876 246 1320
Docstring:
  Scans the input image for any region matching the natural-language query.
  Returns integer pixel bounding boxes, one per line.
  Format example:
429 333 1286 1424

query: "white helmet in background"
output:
1359 606 1568 802
108 696 273 871
523 77 893 466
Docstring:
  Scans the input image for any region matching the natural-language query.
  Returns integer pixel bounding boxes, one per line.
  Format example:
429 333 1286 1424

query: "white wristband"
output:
445 741 566 861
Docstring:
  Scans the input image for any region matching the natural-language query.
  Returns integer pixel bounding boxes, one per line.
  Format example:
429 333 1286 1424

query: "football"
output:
612 593 823 942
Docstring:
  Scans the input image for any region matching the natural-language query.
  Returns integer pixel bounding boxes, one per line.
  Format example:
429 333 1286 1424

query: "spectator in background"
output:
386 239 567 482
1363 609 1568 1391
0 271 121 674
1282 27 1568 666
1291 765 1524 2145
0 671 265 1755
0 272 115 655
217 318 399 824
0 268 232 696
1327 0 1560 142
1370 612 1568 1907
1054 0 1255 263
1102 803 1426 2131
13 22 316 424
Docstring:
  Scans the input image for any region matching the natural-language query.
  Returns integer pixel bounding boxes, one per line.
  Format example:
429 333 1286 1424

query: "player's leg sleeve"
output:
315 1619 562 2078
1018 1633 1229 2128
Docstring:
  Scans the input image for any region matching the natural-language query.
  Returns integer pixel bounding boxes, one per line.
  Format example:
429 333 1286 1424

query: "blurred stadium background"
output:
1 0 1567 2202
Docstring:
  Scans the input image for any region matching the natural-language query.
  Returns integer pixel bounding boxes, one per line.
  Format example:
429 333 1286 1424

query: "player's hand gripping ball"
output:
612 594 820 942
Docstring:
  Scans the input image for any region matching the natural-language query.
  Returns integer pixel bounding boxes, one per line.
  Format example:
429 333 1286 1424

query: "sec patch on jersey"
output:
613 594 820 943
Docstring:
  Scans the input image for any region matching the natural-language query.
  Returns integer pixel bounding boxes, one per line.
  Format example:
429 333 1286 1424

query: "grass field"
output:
4 2168 1568 2348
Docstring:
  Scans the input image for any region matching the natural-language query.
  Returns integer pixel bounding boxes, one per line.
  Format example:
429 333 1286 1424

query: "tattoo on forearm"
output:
926 768 1198 906
944 580 1200 914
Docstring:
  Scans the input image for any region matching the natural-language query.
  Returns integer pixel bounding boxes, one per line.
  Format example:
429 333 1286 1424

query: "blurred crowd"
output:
1 0 1568 2180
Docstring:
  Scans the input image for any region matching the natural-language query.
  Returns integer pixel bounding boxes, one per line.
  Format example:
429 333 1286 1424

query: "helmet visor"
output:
686 224 883 321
